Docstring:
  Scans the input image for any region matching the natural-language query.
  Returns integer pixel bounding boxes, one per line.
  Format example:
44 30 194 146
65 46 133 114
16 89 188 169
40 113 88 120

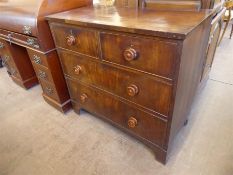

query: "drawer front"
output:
67 78 167 147
0 39 8 54
0 40 12 60
27 49 49 68
2 54 20 78
33 64 53 83
0 41 21 79
0 29 40 50
100 32 179 79
59 51 172 117
50 23 99 58
40 79 59 102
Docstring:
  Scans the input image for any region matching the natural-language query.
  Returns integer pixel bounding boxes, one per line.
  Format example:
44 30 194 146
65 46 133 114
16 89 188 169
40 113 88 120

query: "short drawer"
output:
27 49 49 68
1 53 20 79
50 23 99 58
0 40 13 62
59 50 172 117
100 32 179 79
0 39 8 53
33 64 53 83
40 79 59 102
67 78 167 148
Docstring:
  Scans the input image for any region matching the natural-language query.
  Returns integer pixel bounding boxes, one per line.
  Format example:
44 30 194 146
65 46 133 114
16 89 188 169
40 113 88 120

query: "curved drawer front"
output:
50 23 99 58
59 50 172 117
67 78 168 148
100 32 179 79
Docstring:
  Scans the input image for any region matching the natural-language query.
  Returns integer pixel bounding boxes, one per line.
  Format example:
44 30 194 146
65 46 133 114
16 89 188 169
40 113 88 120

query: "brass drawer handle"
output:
27 38 39 49
11 68 17 76
2 55 10 66
38 70 47 79
33 55 41 64
45 87 53 95
23 26 32 35
74 65 82 75
80 93 88 103
66 35 76 46
128 117 138 128
123 48 137 61
0 42 4 49
127 84 139 97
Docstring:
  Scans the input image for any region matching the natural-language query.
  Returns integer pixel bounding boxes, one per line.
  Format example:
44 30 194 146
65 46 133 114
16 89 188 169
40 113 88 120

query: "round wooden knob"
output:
74 65 82 75
66 35 76 46
80 93 88 103
123 48 137 61
128 117 137 128
127 84 139 97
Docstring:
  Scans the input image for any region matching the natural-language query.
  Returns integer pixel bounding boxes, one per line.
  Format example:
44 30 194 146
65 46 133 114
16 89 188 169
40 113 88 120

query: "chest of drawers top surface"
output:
46 5 213 39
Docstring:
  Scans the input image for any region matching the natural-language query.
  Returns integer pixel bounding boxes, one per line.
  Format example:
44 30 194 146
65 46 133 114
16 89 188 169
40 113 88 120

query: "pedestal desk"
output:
0 0 91 112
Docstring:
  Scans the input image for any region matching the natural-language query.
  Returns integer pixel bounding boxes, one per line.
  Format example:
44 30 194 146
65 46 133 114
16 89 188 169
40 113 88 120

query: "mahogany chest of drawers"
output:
0 0 91 112
47 6 212 164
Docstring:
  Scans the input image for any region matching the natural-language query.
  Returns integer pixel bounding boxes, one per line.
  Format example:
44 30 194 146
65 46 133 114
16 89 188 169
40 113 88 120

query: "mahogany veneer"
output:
47 7 211 163
115 0 225 87
47 6 213 164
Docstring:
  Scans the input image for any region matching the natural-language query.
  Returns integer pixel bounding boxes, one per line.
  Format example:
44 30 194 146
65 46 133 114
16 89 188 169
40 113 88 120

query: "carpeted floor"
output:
0 28 232 175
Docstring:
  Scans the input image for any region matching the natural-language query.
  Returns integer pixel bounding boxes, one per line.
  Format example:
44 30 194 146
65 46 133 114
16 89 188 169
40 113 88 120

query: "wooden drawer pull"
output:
66 35 76 46
0 42 4 49
33 55 41 64
127 84 139 97
80 93 88 103
123 48 137 61
74 65 82 75
128 117 138 128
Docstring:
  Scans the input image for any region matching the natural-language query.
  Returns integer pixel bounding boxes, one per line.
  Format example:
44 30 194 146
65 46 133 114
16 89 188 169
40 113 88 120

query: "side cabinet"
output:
200 8 225 84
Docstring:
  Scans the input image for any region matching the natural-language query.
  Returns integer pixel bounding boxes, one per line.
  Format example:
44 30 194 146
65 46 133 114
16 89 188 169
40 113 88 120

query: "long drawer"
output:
0 29 40 50
59 50 173 117
100 32 179 79
67 78 168 148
